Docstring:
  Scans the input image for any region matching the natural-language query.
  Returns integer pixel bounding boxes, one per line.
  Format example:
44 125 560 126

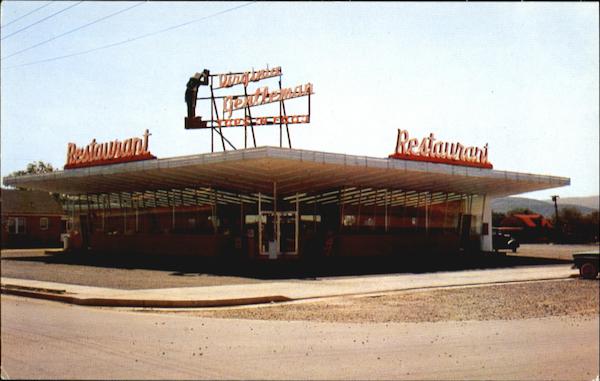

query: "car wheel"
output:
580 262 598 280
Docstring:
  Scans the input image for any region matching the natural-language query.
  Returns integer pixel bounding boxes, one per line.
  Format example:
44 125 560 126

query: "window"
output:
7 217 26 234
6 218 14 233
342 215 356 227
40 217 49 230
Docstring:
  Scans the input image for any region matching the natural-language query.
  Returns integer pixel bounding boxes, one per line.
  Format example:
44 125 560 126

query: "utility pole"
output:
551 195 560 242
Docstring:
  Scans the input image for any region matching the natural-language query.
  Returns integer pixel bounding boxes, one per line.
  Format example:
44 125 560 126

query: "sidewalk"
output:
1 264 577 308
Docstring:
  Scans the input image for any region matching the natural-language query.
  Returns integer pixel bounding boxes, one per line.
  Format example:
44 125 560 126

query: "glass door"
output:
277 211 298 255
259 211 275 256
258 211 298 257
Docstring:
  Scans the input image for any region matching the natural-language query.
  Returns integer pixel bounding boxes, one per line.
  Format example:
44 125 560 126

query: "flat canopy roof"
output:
2 146 569 197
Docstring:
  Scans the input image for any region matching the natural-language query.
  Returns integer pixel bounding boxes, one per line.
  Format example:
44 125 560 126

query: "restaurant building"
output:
2 66 570 260
2 145 569 259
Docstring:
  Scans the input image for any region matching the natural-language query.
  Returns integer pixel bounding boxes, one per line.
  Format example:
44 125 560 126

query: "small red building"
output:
499 213 553 243
1 189 64 248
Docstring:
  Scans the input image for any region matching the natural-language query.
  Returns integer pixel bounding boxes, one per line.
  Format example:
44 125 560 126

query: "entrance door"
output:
258 211 298 257
258 211 275 256
277 211 298 255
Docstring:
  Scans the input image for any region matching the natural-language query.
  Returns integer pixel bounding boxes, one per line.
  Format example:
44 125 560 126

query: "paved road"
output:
2 295 598 380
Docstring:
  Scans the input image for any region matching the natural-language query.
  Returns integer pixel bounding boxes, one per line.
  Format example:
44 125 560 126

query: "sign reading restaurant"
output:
390 129 492 169
64 129 156 169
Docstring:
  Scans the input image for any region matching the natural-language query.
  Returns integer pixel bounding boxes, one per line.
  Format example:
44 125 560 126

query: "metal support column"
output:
425 192 429 234
442 193 449 232
102 195 106 231
339 188 344 231
273 181 278 252
171 194 175 231
240 195 244 233
212 188 217 234
258 192 262 254
384 189 389 233
357 189 362 231
295 193 300 254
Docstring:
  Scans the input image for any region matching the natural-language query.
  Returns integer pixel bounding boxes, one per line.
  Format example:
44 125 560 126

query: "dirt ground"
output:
189 279 600 323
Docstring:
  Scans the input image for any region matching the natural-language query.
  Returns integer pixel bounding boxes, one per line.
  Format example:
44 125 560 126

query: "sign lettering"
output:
222 83 313 118
216 115 310 128
218 66 282 89
390 129 492 169
65 129 156 169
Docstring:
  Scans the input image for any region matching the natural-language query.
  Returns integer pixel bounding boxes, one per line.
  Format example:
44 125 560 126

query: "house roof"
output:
2 146 570 197
513 214 539 228
0 189 64 216
506 214 553 229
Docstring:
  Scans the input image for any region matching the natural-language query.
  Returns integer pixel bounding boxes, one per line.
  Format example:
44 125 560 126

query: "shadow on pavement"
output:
2 250 572 280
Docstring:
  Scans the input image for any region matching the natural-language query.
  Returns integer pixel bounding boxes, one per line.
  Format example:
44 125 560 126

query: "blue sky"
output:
1 2 598 200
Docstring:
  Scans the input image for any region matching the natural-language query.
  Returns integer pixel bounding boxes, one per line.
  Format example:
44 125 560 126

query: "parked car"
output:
492 228 520 253
572 252 599 280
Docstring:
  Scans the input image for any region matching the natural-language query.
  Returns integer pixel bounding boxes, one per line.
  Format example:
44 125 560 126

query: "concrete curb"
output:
1 276 575 309
2 264 579 308
0 285 291 308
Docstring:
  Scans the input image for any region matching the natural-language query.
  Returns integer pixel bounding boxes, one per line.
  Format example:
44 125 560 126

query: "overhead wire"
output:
1 2 146 61
1 1 83 41
0 1 53 29
2 1 256 70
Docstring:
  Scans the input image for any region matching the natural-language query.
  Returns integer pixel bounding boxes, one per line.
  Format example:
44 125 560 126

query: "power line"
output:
2 2 256 70
0 1 53 29
1 1 83 41
1 2 146 61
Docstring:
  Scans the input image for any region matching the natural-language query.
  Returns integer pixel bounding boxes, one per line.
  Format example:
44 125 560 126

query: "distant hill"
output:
559 196 599 210
492 196 598 217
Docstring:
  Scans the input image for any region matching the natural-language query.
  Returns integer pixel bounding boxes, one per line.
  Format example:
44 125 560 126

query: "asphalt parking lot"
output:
2 243 592 290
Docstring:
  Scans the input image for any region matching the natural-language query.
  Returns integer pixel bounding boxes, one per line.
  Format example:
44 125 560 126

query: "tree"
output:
557 207 582 225
492 212 506 226
583 211 599 242
554 207 599 243
9 161 54 177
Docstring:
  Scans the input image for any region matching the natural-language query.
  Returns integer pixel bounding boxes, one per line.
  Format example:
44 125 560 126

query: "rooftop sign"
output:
64 129 156 169
390 129 492 169
184 65 313 151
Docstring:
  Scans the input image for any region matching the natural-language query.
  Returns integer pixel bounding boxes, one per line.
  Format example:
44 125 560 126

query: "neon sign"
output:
184 65 312 151
64 129 156 169
222 83 313 118
216 115 310 128
218 66 282 89
390 129 492 169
